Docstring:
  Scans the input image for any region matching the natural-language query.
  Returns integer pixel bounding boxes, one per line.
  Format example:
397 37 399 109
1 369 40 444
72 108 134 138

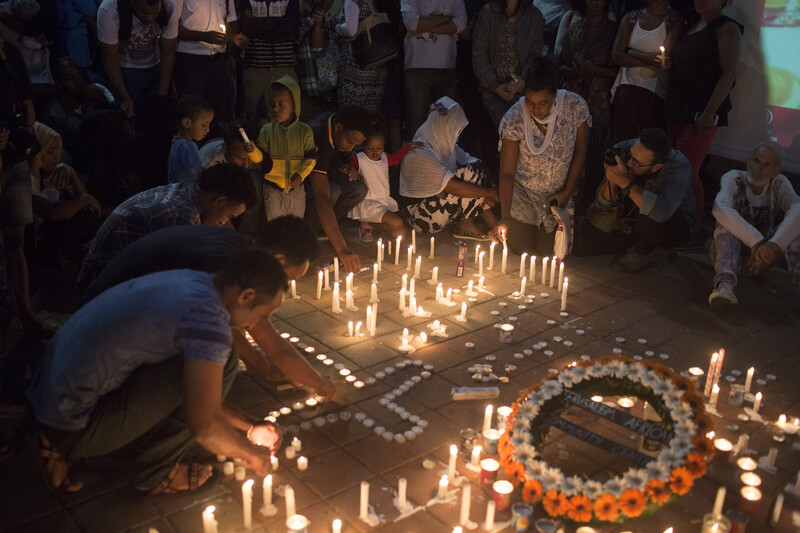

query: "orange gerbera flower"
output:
593 494 619 522
693 412 714 434
645 479 671 504
619 488 647 518
669 467 693 495
684 453 707 479
505 461 525 480
542 490 571 517
692 435 715 459
522 479 543 504
567 494 593 522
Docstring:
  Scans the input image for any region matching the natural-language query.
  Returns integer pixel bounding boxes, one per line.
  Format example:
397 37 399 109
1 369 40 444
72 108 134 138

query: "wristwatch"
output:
620 181 634 197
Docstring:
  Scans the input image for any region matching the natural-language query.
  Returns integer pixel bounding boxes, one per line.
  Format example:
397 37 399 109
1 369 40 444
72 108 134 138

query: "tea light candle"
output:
437 475 449 499
740 472 761 487
398 477 408 509
407 245 413 270
744 367 754 393
558 261 565 292
286 515 309 533
488 242 496 270
753 392 762 413
202 505 218 533
519 252 527 279
471 445 481 468
297 456 308 471
483 500 496 530
740 486 761 515
492 480 514 511
482 405 493 434
332 519 342 533
448 444 458 482
242 479 254 530
617 397 635 410
359 481 370 519
459 483 471 525
549 256 557 287
431 266 438 284
541 256 548 285
737 457 757 472
688 367 704 383
430 236 435 259
501 246 508 274
414 255 422 278
395 236 402 264
316 271 323 299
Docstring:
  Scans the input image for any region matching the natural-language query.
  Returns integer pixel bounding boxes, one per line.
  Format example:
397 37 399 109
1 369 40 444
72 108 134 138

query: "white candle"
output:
366 306 372 333
501 246 508 274
412 229 416 253
202 506 218 533
431 266 438 284
768 447 778 466
332 282 341 313
297 456 308 471
285 484 296 517
459 301 467 320
558 262 565 292
436 283 444 303
475 244 481 263
710 384 720 407
542 256 548 285
359 481 370 519
373 263 379 283
345 289 354 311
292 437 301 451
388 239 392 256
483 500 495 530
471 446 481 468
396 477 408 510
324 267 330 290
529 255 536 283
459 483 471 526
414 255 422 278
519 252 527 279
237 126 248 142
437 475 449 499
398 290 406 311
334 257 339 283
705 352 719 397
736 434 749 455
263 475 273 507
409 295 417 313
409 277 416 300
332 519 342 533
745 367 754 393
346 272 353 293
488 242 495 270
446 288 452 303
478 276 484 290
355 321 362 337
448 444 457 482
711 486 726 516
371 283 378 303
550 255 557 288
467 280 474 294
348 321 354 337
395 236 402 264
402 273 408 292
520 276 527 295
478 251 484 277
407 245 413 270
242 479 254 530
290 279 297 299
370 302 377 335
660 45 666 66
753 392 762 413
376 238 382 263
316 271 323 300
482 405 493 434
560 278 569 311
430 236 435 259
270 455 279 470
772 493 784 525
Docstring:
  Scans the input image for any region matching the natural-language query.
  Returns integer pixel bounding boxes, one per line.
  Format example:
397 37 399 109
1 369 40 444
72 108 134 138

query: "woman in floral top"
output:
493 56 590 256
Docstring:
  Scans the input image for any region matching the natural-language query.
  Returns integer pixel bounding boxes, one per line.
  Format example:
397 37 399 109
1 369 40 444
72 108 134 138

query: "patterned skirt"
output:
337 41 388 113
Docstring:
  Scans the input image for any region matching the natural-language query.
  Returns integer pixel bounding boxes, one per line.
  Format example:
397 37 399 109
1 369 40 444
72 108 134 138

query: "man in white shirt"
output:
709 142 800 307
400 0 467 137
96 0 179 121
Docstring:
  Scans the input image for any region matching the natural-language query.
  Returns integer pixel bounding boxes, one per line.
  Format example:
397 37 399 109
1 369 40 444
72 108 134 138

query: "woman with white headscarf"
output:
493 56 590 257
399 97 499 239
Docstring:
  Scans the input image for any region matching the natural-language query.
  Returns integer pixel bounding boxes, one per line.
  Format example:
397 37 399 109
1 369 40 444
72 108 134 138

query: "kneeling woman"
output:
494 56 590 256
399 97 499 240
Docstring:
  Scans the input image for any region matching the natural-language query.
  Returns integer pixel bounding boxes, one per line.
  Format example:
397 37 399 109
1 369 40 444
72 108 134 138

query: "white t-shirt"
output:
401 0 467 70
97 0 179 69
173 0 238 55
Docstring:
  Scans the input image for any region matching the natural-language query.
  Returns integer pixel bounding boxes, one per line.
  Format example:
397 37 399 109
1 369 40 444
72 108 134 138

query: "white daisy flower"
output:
587 362 606 378
557 371 576 388
623 469 649 490
540 380 563 399
658 448 684 469
604 477 625 496
514 443 538 463
526 460 548 479
510 433 529 448
640 370 660 387
560 475 584 496
670 438 693 457
529 390 547 405
582 480 605 499
541 467 565 491
646 460 672 481
674 418 696 440
651 377 672 396
626 363 648 382
518 402 539 420
569 366 589 383
607 359 627 379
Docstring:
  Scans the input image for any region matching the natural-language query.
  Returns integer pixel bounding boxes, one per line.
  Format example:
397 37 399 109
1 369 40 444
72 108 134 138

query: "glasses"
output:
629 155 658 169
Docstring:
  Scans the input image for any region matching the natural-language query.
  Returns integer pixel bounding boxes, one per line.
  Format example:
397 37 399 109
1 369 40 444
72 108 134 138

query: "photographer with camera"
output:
574 127 695 272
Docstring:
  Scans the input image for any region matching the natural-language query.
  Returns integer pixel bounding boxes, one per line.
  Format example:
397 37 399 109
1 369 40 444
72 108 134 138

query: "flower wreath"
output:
498 356 714 523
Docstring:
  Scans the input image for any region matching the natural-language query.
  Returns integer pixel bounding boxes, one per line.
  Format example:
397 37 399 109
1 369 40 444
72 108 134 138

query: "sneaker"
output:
452 227 490 241
709 282 738 308
360 226 374 242
614 248 656 272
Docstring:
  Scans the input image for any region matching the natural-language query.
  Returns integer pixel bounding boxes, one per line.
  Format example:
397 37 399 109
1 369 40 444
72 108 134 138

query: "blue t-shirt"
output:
168 136 203 184
30 270 232 431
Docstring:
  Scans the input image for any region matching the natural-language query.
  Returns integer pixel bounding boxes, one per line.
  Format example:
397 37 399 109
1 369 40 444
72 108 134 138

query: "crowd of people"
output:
0 0 798 496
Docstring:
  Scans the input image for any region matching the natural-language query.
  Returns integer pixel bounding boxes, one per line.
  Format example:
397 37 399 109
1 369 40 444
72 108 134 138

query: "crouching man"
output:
30 250 285 493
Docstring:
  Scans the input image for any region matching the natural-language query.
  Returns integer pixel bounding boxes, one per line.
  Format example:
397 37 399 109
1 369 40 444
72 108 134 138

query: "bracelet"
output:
620 181 633 197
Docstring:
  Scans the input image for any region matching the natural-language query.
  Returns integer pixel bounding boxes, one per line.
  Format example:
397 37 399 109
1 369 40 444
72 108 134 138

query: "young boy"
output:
255 76 316 220
168 95 214 184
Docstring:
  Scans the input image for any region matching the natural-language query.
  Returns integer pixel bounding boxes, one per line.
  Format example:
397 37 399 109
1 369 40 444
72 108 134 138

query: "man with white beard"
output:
709 141 800 307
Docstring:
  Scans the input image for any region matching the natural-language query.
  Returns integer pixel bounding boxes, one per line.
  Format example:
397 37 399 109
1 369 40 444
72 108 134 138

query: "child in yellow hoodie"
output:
256 75 317 220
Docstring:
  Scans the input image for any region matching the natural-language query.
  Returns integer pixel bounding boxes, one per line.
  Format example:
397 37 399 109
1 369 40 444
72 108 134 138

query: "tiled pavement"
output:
2 227 799 533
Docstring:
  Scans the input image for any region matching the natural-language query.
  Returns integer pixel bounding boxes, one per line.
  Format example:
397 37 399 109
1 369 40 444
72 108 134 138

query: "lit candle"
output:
549 256 557 288
474 244 481 263
431 266 438 284
448 444 457 482
220 23 226 33
398 477 407 510
332 282 341 313
483 500 495 530
520 276 527 295
741 472 761 487
436 283 444 303
446 288 452 303
237 126 248 143
459 301 467 321
345 289 354 311
263 474 273 508
376 238 382 264
285 484 296 517
459 483 471 526
324 267 330 290
471 446 481 468
360 481 370 519
373 263 379 283
402 273 408 292
242 479 254 530
348 321 354 337
355 321 362 337
705 352 719 397
371 283 378 303
501 246 508 274
710 383 720 408
745 367 754 393
370 302 377 336
334 257 339 283
412 229 416 253
558 262 565 292
395 236 402 265
286 515 309 533
482 405 493 434
529 255 536 283
438 475 449 499
409 277 415 300
740 486 761 515
414 255 422 278
270 454 279 470
333 519 342 533
479 251 485 277
407 245 413 270
735 434 749 456
488 242 495 270
660 45 666 66
291 437 301 451
519 252 527 279
398 290 405 311
430 236 435 259
711 486 726 516
366 306 372 334
346 272 353 293
542 256 548 285
290 279 297 299
737 457 757 472
409 296 416 313
467 280 474 294
753 392 762 413
297 456 308 471
560 278 569 311
316 271 323 300
202 505 218 533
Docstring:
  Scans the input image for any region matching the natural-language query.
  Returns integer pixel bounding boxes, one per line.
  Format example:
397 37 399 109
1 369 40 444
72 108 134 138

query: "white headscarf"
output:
520 90 566 155
400 97 469 198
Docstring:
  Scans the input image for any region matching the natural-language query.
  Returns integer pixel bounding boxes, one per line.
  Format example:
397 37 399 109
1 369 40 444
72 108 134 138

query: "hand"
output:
495 84 516 102
407 141 425 152
604 156 630 189
243 141 255 153
548 189 571 208
748 241 782 275
295 26 307 43
655 54 671 70
338 163 360 182
289 173 303 189
244 449 273 476
312 7 323 24
232 33 249 48
82 194 102 215
695 112 716 133
337 248 361 273
205 30 227 45
482 188 499 208
508 77 524 94
490 218 509 244
121 96 135 118
49 164 77 190
247 421 283 453
313 381 340 403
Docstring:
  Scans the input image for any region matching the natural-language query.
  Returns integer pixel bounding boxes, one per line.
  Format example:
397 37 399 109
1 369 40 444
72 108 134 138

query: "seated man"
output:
709 141 800 307
199 121 263 170
77 162 257 289
305 106 371 274
30 250 285 493
574 127 695 272
81 216 335 398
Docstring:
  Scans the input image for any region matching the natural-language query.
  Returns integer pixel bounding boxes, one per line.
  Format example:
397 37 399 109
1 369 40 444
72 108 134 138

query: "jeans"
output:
667 122 718 223
403 68 458 138
174 52 234 132
304 174 368 235
710 225 800 288
573 210 693 256
120 64 160 124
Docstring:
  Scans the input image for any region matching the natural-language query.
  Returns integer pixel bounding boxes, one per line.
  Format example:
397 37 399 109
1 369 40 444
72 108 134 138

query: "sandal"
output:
452 227 490 241
39 435 83 492
143 462 217 495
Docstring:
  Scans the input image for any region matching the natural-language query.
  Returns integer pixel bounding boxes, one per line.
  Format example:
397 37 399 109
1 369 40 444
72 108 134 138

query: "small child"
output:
349 121 421 241
256 76 316 220
168 95 214 184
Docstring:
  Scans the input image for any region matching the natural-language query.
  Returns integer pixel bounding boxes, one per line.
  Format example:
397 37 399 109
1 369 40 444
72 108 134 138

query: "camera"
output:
604 146 630 166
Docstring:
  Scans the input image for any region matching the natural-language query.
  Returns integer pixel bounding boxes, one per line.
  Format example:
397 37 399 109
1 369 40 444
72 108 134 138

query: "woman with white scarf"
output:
399 97 499 239
494 56 590 256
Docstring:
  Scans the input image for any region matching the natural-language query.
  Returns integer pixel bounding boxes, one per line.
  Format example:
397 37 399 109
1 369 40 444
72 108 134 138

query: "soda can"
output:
512 502 533 532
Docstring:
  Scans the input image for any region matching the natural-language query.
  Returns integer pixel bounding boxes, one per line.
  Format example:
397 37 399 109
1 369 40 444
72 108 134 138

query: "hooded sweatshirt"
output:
256 75 317 191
